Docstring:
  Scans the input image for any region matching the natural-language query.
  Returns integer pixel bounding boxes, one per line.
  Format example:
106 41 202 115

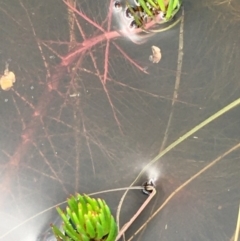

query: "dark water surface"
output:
0 0 239 240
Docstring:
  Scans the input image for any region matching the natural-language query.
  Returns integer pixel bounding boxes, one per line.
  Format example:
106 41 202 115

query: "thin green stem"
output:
117 97 240 228
156 0 166 12
234 204 240 241
116 187 156 240
127 3 143 27
139 0 153 16
147 0 158 9
128 143 240 240
135 97 240 184
166 0 174 19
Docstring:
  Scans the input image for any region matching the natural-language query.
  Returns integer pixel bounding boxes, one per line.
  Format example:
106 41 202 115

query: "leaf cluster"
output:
127 0 182 28
51 194 118 241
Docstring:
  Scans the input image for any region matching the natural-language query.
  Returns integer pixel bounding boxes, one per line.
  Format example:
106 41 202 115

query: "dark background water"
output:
0 0 239 240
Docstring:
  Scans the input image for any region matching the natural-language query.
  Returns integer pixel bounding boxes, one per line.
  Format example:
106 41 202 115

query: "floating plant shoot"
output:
50 181 157 241
123 0 182 29
113 0 183 43
51 194 118 241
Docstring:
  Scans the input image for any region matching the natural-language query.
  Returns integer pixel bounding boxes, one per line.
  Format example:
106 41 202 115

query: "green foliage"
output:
129 0 182 28
51 194 118 241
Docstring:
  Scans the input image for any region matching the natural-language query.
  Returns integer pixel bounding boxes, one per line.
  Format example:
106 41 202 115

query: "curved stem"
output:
128 142 240 240
135 97 240 182
0 186 143 239
116 187 156 241
117 97 240 231
234 204 240 241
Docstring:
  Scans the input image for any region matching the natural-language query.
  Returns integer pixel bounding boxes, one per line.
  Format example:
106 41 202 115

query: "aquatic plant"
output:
126 0 182 28
51 194 118 241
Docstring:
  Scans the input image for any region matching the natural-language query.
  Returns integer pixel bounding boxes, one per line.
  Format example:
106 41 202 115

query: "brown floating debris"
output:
149 45 161 63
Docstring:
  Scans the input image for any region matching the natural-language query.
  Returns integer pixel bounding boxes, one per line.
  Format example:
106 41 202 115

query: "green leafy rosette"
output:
51 194 118 241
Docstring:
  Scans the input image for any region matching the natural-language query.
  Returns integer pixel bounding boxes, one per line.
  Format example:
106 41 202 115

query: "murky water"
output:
0 0 239 240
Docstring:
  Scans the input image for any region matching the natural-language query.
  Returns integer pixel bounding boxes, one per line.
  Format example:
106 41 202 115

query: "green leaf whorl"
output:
51 194 118 241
